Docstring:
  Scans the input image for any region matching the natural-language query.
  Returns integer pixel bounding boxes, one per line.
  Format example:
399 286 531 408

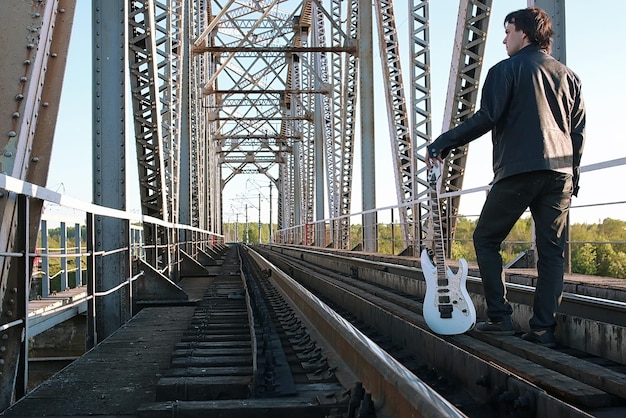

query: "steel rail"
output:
255 244 617 415
246 246 465 418
272 244 626 329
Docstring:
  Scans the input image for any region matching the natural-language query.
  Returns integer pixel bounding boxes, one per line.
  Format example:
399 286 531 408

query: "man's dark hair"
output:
504 8 553 50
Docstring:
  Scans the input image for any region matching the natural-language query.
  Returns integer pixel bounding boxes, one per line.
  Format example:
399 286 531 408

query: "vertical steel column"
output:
530 0 565 62
93 0 130 340
359 0 377 252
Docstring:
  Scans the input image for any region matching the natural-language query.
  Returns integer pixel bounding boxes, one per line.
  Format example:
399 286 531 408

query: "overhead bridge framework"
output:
0 0 565 410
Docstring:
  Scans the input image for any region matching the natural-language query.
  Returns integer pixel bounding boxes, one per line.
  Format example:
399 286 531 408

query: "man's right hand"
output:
425 146 443 170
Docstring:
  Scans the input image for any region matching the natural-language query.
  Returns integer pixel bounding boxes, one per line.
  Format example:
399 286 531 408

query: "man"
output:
425 8 585 347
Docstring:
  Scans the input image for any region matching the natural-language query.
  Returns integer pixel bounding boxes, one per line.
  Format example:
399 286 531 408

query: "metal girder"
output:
439 0 492 243
206 1 300 235
359 0 376 252
336 0 358 250
375 0 414 250
203 1 360 245
312 3 335 246
153 0 185 226
128 0 179 275
411 1 433 253
128 0 169 221
531 0 566 63
0 0 77 409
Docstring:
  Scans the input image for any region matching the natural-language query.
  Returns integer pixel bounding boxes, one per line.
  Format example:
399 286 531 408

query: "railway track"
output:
5 243 624 417
253 244 626 417
139 245 358 417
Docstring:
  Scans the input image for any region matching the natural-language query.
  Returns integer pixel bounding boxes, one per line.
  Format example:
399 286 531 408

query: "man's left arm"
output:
571 83 586 197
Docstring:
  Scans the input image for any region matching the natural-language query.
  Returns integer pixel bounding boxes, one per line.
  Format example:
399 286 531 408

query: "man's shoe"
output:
521 329 556 348
475 317 515 335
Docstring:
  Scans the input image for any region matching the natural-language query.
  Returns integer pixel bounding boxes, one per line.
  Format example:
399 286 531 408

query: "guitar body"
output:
421 162 476 335
421 249 476 335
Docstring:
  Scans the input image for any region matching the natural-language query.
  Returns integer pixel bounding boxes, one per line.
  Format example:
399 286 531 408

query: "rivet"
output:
27 43 35 50
31 157 40 162
1 334 8 340
8 131 16 137
15 94 24 101
59 8 66 13
42 102 49 107
51 52 58 58
4 152 13 158
7 299 14 305
20 77 28 82
0 346 5 353
12 112 20 119
30 28 37 33
4 311 12 317
23 59 31 65
33 13 41 18
11 288 17 294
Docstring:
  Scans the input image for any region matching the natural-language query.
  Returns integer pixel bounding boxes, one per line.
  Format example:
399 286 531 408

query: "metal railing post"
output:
15 194 29 400
86 212 97 349
41 219 49 297
75 222 82 287
126 219 133 316
60 221 67 291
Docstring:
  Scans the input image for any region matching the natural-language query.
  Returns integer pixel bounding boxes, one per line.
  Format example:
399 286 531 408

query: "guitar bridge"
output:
438 304 453 319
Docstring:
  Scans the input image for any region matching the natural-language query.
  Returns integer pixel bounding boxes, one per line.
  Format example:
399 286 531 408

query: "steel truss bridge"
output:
0 0 568 410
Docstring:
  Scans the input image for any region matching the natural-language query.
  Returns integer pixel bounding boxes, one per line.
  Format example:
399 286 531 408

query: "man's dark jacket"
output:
428 44 586 195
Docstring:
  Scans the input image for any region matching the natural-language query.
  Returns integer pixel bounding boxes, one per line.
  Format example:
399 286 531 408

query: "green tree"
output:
571 243 597 275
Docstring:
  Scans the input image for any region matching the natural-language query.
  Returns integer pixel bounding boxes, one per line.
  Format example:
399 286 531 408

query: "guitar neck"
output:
428 181 447 283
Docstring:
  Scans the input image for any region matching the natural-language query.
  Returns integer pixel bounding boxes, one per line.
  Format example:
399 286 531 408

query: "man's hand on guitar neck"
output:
425 147 444 170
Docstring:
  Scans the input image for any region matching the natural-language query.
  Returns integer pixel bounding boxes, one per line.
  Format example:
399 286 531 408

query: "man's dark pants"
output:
473 170 573 331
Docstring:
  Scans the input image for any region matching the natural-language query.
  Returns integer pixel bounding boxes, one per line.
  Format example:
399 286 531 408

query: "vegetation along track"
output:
254 244 626 417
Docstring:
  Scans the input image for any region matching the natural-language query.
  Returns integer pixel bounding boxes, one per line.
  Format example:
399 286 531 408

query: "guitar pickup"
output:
439 296 450 303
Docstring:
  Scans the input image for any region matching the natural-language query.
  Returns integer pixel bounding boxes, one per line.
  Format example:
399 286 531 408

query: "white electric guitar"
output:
421 162 476 335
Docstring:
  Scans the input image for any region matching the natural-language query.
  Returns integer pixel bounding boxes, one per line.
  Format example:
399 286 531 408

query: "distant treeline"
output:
39 218 626 280
372 217 625 279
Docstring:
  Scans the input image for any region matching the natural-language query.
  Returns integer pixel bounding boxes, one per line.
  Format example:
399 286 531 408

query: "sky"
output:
47 1 626 226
